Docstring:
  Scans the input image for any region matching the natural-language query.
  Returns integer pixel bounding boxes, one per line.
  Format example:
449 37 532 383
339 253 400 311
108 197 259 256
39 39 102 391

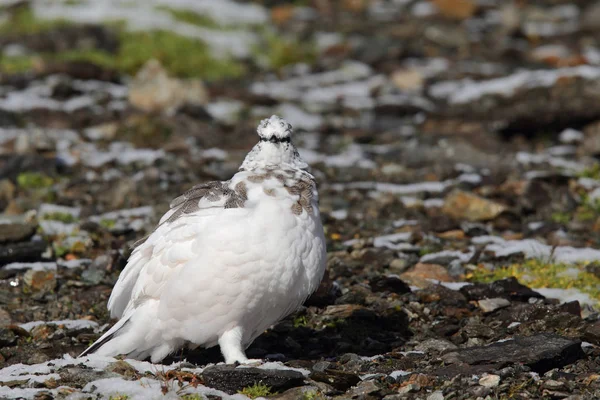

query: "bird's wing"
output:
107 179 249 319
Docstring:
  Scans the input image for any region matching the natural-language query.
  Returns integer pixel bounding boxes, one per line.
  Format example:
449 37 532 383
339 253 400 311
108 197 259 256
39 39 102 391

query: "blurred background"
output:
2 0 600 372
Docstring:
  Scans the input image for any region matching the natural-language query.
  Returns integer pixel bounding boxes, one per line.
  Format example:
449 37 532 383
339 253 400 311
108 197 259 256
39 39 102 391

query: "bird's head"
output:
241 115 307 170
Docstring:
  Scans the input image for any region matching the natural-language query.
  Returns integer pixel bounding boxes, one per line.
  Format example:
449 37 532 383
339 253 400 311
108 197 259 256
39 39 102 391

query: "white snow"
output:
390 370 412 379
39 203 81 218
19 319 100 332
559 128 584 144
344 232 412 250
329 180 453 195
430 66 600 104
482 237 600 263
420 249 475 264
330 209 349 220
533 288 595 306
4 262 57 271
299 144 376 169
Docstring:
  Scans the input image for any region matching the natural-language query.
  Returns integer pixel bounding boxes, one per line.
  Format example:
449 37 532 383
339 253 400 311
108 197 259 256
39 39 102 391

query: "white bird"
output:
79 115 327 364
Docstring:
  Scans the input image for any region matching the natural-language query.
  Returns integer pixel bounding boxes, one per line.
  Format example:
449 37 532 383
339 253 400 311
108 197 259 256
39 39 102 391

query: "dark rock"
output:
309 368 361 391
0 326 17 346
438 334 585 375
460 277 544 302
583 321 600 346
0 223 36 243
201 365 305 395
0 240 47 265
369 276 411 294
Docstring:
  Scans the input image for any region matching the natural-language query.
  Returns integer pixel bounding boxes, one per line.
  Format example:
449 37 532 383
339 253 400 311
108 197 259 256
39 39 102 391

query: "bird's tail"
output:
79 313 132 358
78 301 177 362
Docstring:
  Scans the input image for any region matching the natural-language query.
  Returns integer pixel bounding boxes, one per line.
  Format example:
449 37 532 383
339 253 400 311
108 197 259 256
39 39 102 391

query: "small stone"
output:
391 68 424 92
543 380 565 389
432 0 477 19
0 327 17 346
583 321 600 345
0 307 11 326
398 383 420 394
128 59 208 114
479 374 500 388
23 270 56 294
442 190 507 222
370 276 411 294
477 298 511 313
400 263 453 288
415 338 458 353
427 391 445 400
0 179 16 211
0 223 36 243
460 277 544 302
389 258 412 273
310 369 361 391
81 255 109 285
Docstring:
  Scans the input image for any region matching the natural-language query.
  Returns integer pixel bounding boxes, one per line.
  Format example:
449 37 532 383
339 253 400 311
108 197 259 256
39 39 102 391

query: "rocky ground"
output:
2 0 600 399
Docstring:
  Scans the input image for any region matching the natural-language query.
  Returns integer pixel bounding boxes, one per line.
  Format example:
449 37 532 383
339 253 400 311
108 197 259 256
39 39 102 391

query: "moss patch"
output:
0 6 246 80
256 30 317 70
469 259 600 305
41 212 78 223
239 382 272 398
17 172 54 189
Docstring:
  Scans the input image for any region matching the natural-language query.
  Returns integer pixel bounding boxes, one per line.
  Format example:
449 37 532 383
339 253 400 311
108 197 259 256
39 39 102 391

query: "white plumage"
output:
80 115 327 364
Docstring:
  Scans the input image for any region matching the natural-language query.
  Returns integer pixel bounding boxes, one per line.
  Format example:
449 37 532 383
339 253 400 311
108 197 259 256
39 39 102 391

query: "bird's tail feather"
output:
78 313 132 358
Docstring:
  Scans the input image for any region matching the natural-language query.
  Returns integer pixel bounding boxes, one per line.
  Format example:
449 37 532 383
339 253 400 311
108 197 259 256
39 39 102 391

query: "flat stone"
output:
442 190 507 222
460 277 544 302
23 269 56 294
479 374 500 388
0 223 35 243
583 320 600 345
415 338 458 353
369 276 411 294
202 365 305 395
309 369 361 391
438 333 584 375
477 297 511 313
400 263 453 288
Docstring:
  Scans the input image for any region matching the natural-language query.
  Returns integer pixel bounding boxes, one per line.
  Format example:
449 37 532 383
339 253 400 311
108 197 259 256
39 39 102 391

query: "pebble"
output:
477 297 511 313
479 374 500 388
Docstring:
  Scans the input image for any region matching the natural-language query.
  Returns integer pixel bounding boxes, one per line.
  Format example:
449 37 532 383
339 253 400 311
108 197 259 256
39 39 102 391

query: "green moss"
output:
100 219 117 229
42 212 78 223
255 30 316 70
0 55 37 74
108 395 130 400
577 163 600 180
469 259 600 305
17 172 54 189
551 211 571 225
55 30 246 80
293 315 308 328
0 6 245 80
302 390 324 400
238 382 272 399
180 395 205 400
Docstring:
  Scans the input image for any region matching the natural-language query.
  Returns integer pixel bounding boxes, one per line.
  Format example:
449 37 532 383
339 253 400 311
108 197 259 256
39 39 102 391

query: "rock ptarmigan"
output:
80 116 327 364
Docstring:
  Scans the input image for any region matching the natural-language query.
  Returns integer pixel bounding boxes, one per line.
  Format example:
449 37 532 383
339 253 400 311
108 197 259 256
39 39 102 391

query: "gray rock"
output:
438 334 585 375
202 364 305 395
477 298 511 313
